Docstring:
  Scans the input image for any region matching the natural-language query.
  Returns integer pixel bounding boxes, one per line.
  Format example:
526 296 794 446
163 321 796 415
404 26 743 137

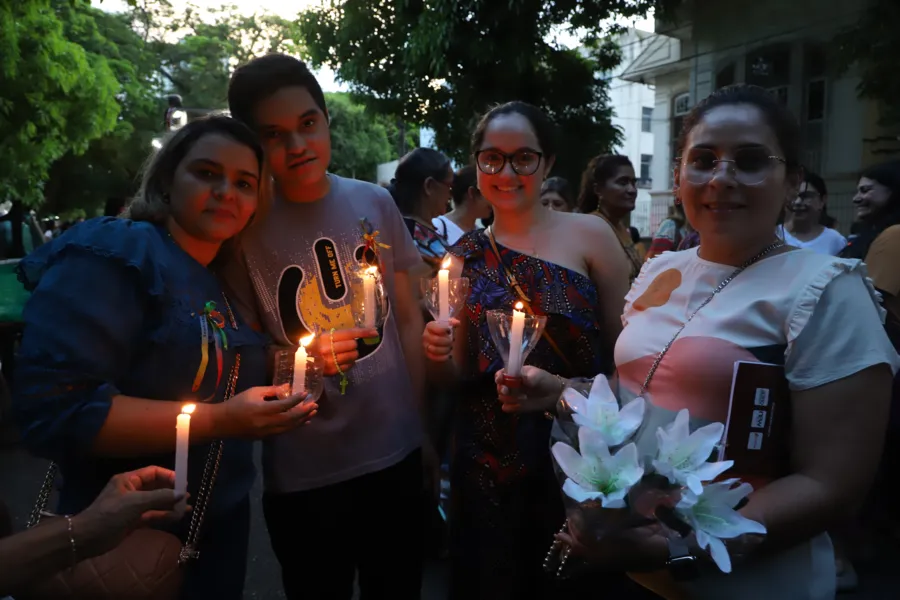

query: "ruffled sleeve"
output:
784 258 899 391
12 217 165 462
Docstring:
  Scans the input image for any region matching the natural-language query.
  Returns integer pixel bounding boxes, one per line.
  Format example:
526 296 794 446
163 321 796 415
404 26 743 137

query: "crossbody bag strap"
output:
638 241 786 396
486 228 577 374
28 353 243 567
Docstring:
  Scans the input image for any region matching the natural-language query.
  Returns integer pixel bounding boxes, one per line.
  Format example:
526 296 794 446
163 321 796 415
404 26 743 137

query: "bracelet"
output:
330 328 350 395
63 514 77 566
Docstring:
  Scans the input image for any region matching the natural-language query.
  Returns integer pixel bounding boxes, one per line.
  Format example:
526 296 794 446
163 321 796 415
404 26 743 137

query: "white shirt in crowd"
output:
778 225 847 256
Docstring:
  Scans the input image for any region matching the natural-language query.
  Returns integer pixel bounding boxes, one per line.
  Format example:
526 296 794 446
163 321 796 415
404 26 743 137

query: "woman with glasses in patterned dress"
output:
421 102 638 599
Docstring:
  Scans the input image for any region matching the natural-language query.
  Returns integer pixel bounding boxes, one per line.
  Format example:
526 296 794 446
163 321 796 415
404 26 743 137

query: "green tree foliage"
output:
0 0 120 207
42 2 164 218
326 93 393 181
834 0 900 130
298 0 660 184
156 4 305 110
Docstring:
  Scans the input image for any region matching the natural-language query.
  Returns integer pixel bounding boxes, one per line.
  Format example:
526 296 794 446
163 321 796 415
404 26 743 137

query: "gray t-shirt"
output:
224 174 423 493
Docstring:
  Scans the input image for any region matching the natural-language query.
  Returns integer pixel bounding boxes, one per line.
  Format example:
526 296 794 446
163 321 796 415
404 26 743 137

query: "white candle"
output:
292 335 314 395
363 266 377 328
438 256 451 323
507 302 526 377
175 403 195 512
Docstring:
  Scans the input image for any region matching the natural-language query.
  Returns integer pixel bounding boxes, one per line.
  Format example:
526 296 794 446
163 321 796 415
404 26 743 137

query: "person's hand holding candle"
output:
423 318 459 362
313 328 378 377
494 366 564 414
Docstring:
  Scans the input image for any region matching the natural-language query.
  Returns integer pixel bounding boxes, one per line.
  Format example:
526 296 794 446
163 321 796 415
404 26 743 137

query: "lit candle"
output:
438 255 451 323
175 403 195 512
363 266 378 328
507 302 526 377
293 335 314 395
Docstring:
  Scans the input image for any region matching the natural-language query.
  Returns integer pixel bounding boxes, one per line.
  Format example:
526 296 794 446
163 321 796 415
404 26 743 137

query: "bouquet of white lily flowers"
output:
548 375 767 574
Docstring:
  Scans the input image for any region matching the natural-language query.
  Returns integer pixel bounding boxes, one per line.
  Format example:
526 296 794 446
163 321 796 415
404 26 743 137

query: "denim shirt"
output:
12 217 268 517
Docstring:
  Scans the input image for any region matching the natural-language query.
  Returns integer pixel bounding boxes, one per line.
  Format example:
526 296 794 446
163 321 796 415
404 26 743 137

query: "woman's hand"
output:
216 386 317 439
314 328 379 376
494 366 564 413
423 318 459 362
556 518 669 573
73 466 184 558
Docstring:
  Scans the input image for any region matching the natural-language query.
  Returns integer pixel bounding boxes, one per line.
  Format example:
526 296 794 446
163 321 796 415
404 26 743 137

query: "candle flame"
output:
299 334 314 348
366 266 378 275
514 301 524 311
181 403 196 415
441 255 451 270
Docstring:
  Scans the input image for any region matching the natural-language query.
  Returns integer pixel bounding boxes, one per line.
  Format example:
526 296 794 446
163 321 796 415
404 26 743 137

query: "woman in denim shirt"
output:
12 117 316 599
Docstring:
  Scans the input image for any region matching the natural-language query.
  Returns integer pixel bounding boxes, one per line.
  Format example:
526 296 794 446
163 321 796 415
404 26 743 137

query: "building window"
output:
716 63 736 89
641 107 653 133
670 92 691 186
640 154 653 188
806 79 826 121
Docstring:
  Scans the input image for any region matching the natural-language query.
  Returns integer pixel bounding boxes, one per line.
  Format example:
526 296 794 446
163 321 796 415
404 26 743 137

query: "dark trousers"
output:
263 449 425 600
179 497 251 600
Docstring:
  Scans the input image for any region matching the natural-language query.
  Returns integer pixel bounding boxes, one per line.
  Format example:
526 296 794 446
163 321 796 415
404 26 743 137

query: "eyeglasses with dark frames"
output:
475 149 543 176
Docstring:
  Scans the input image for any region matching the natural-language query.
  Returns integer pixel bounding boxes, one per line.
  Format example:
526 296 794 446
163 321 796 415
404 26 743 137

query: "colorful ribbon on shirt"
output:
192 301 229 399
359 217 390 265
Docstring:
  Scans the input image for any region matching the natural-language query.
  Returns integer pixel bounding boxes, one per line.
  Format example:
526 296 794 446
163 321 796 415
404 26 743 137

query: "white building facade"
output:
622 0 883 236
607 28 658 237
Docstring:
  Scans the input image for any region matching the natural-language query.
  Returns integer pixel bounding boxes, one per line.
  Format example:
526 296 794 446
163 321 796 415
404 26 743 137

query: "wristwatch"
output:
666 535 700 581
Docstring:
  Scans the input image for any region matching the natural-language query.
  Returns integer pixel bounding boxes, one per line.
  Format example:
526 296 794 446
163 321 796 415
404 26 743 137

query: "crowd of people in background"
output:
2 49 900 600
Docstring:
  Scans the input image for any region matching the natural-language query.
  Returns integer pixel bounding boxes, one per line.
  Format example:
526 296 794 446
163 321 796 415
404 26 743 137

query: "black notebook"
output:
719 361 792 484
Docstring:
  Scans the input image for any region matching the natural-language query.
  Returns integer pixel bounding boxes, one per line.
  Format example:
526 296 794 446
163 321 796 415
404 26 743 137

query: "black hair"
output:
387 148 451 216
629 226 641 245
800 171 836 228
541 176 575 210
451 165 478 206
167 94 183 108
675 84 802 172
471 101 558 158
228 54 328 128
577 154 633 214
841 160 900 259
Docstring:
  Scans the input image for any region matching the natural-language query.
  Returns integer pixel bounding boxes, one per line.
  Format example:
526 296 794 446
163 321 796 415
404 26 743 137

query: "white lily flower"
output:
675 479 767 573
652 409 733 494
552 427 644 508
563 375 645 447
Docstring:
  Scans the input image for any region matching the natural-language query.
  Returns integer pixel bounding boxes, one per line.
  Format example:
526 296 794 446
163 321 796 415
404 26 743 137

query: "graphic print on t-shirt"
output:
276 237 386 360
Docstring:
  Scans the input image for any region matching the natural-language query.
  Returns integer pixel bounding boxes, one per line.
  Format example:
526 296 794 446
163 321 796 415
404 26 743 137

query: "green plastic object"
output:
0 260 27 324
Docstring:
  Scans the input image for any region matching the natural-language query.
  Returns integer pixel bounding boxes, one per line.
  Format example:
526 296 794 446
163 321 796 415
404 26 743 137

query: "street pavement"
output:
2 442 898 599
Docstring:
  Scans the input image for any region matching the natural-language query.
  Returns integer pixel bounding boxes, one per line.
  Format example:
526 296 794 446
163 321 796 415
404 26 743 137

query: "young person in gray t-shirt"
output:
224 54 432 600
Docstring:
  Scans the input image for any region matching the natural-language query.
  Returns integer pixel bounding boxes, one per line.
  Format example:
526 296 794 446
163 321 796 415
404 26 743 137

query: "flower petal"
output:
705 536 733 573
551 442 591 487
562 478 605 503
588 374 618 406
696 507 767 539
690 460 734 484
563 387 589 414
578 427 613 462
680 422 726 470
702 480 754 508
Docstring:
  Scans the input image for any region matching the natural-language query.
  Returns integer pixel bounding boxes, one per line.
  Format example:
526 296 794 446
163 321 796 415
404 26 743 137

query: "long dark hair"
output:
577 154 633 214
387 148 451 216
841 160 900 259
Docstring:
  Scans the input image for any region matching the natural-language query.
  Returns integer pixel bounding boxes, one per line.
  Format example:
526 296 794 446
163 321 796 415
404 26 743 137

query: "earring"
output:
674 197 682 206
